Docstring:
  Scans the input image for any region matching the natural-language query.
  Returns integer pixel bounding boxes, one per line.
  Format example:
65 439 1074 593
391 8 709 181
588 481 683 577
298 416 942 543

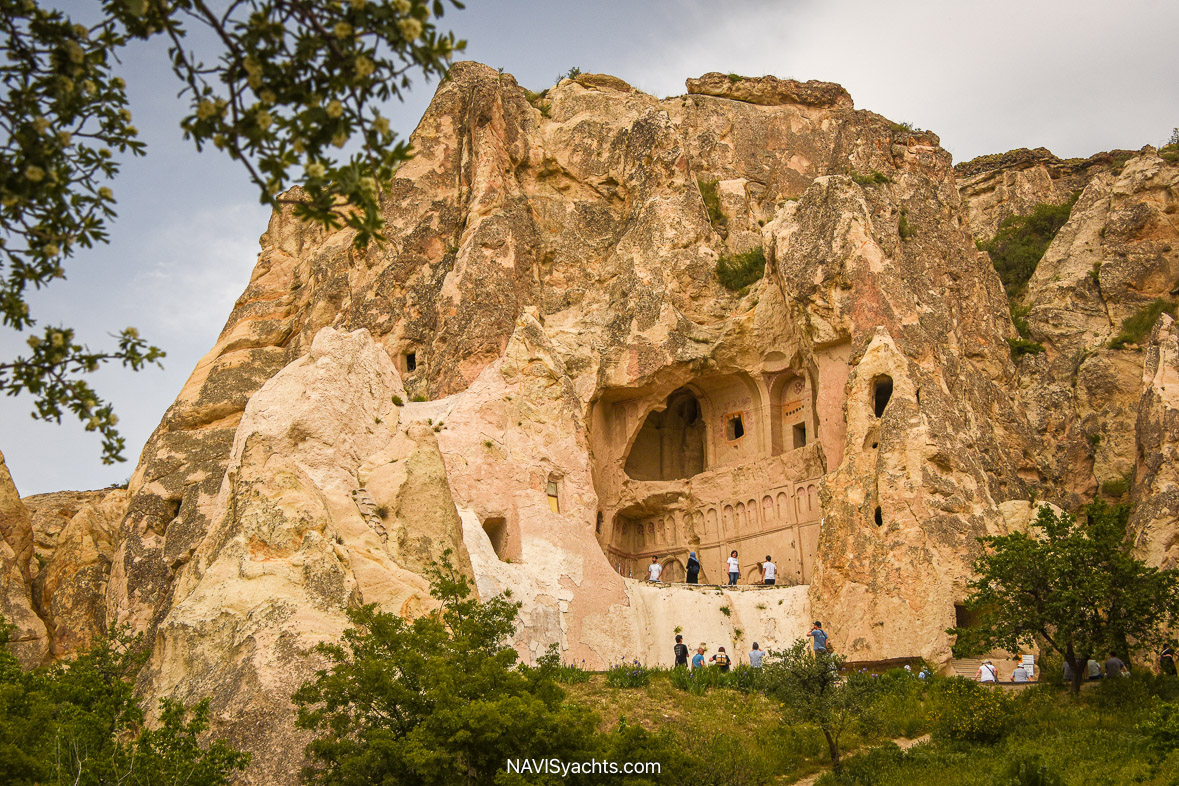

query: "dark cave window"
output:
874 506 883 527
873 375 893 418
725 413 745 441
405 352 417 372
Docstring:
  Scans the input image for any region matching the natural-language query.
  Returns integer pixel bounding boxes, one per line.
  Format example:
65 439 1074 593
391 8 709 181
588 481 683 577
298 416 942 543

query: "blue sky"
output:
3 0 1177 494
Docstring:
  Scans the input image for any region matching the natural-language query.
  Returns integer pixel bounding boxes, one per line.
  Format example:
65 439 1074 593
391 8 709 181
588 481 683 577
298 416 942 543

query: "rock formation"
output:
3 63 1177 783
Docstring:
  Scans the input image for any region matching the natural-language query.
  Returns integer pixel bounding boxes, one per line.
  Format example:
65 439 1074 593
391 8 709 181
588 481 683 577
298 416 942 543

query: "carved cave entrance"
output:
624 388 707 481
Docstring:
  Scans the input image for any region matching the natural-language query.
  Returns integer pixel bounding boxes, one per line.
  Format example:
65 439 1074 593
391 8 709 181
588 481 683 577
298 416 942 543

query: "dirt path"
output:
787 734 931 785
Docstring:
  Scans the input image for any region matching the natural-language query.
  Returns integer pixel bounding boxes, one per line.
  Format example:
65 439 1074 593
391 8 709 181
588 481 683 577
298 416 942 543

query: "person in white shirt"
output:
727 550 740 586
761 556 777 585
647 556 662 582
749 642 765 668
975 660 997 683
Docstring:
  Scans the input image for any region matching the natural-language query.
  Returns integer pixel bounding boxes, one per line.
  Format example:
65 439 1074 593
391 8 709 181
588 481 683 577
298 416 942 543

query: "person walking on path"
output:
710 646 732 672
1011 658 1030 683
674 634 689 667
647 556 662 583
727 550 740 586
691 644 706 670
1160 645 1176 676
761 556 777 585
807 621 828 653
686 551 701 584
749 642 765 668
975 660 997 683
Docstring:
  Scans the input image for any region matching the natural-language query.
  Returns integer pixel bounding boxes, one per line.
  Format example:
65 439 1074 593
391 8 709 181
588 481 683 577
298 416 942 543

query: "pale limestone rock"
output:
1131 315 1179 567
0 450 46 665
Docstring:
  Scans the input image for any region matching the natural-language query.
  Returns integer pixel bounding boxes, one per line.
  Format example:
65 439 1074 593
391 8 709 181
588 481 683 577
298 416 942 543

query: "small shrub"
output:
669 664 726 695
1089 261 1101 286
1141 700 1179 752
1088 433 1102 448
411 394 427 402
523 87 549 105
849 169 891 186
373 416 382 424
1009 300 1033 339
531 645 591 684
983 192 1080 297
1007 337 1045 358
555 66 581 83
1109 298 1177 348
374 505 389 519
391 395 403 406
727 664 764 693
715 246 765 291
727 72 744 83
697 177 727 233
1100 475 1131 498
930 677 1010 743
890 121 916 133
719 605 732 617
1001 752 1065 786
482 439 493 449
898 209 914 240
605 662 654 689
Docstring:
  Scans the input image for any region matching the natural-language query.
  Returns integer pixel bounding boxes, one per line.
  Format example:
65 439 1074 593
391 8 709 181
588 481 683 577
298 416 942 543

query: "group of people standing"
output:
646 550 778 586
670 622 830 671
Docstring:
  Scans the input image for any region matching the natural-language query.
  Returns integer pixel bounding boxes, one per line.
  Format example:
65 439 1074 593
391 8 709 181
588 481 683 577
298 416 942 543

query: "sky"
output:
3 0 1177 495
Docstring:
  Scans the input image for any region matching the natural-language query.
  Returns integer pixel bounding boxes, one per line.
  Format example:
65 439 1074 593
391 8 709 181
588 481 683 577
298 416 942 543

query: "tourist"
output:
710 646 732 672
808 621 828 653
761 556 777 585
1087 659 1103 680
727 550 740 585
648 556 662 582
918 667 931 680
692 644 706 670
975 660 997 683
1160 645 1176 676
674 634 689 668
686 551 701 584
1105 652 1128 677
749 642 765 668
1011 658 1030 683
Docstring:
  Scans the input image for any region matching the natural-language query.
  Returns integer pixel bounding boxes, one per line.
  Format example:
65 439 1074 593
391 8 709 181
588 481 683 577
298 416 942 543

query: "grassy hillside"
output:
563 667 1179 785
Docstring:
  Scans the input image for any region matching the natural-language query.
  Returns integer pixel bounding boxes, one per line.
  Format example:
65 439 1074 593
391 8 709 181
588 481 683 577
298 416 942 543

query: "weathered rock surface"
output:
5 62 1179 783
0 450 46 665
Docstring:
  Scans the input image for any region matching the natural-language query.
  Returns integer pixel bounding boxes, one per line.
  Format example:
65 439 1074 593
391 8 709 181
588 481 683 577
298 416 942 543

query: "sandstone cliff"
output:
3 63 1177 783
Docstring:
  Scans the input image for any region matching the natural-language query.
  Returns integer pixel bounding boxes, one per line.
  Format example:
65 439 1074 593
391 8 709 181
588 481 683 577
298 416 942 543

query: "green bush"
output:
897 209 914 241
530 644 592 684
727 73 744 83
605 662 655 689
930 678 1010 743
849 169 891 186
391 394 403 406
1100 475 1131 498
1141 700 1179 752
715 246 766 291
1007 337 1046 358
1000 752 1064 786
1109 298 1177 349
983 193 1079 297
698 177 728 233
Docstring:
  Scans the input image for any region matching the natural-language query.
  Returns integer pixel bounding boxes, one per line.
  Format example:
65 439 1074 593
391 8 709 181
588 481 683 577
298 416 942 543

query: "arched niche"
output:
623 388 707 481
770 371 815 456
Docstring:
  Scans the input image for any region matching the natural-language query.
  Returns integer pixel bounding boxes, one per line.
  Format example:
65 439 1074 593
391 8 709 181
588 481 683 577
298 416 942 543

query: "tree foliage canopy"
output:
761 639 879 774
0 619 249 785
949 501 1179 694
1 0 465 463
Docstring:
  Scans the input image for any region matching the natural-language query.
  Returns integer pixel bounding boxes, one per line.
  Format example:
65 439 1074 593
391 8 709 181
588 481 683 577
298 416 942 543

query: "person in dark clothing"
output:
1105 652 1127 677
710 646 731 672
686 551 701 584
674 634 689 667
1161 646 1176 676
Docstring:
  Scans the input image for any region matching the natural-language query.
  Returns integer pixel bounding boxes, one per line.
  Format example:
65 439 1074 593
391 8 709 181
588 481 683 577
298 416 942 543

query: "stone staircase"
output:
949 657 986 678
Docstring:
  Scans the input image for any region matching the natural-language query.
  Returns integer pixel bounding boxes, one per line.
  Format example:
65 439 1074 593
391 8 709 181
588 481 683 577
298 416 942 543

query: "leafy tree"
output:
761 639 879 774
0 618 249 784
949 501 1179 695
1 0 466 463
293 551 603 785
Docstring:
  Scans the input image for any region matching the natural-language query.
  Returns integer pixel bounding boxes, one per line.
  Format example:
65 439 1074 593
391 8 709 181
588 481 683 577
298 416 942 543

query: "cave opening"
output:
483 517 511 561
792 422 807 449
623 388 707 481
873 375 893 417
874 506 883 527
405 351 417 372
725 413 745 441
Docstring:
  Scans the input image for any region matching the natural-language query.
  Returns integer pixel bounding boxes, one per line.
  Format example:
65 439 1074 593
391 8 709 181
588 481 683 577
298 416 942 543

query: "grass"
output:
1101 475 1132 498
849 169 892 186
983 192 1080 297
1007 338 1045 359
697 177 727 234
559 666 1179 786
890 121 916 133
1109 299 1177 349
727 73 744 83
715 246 766 291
